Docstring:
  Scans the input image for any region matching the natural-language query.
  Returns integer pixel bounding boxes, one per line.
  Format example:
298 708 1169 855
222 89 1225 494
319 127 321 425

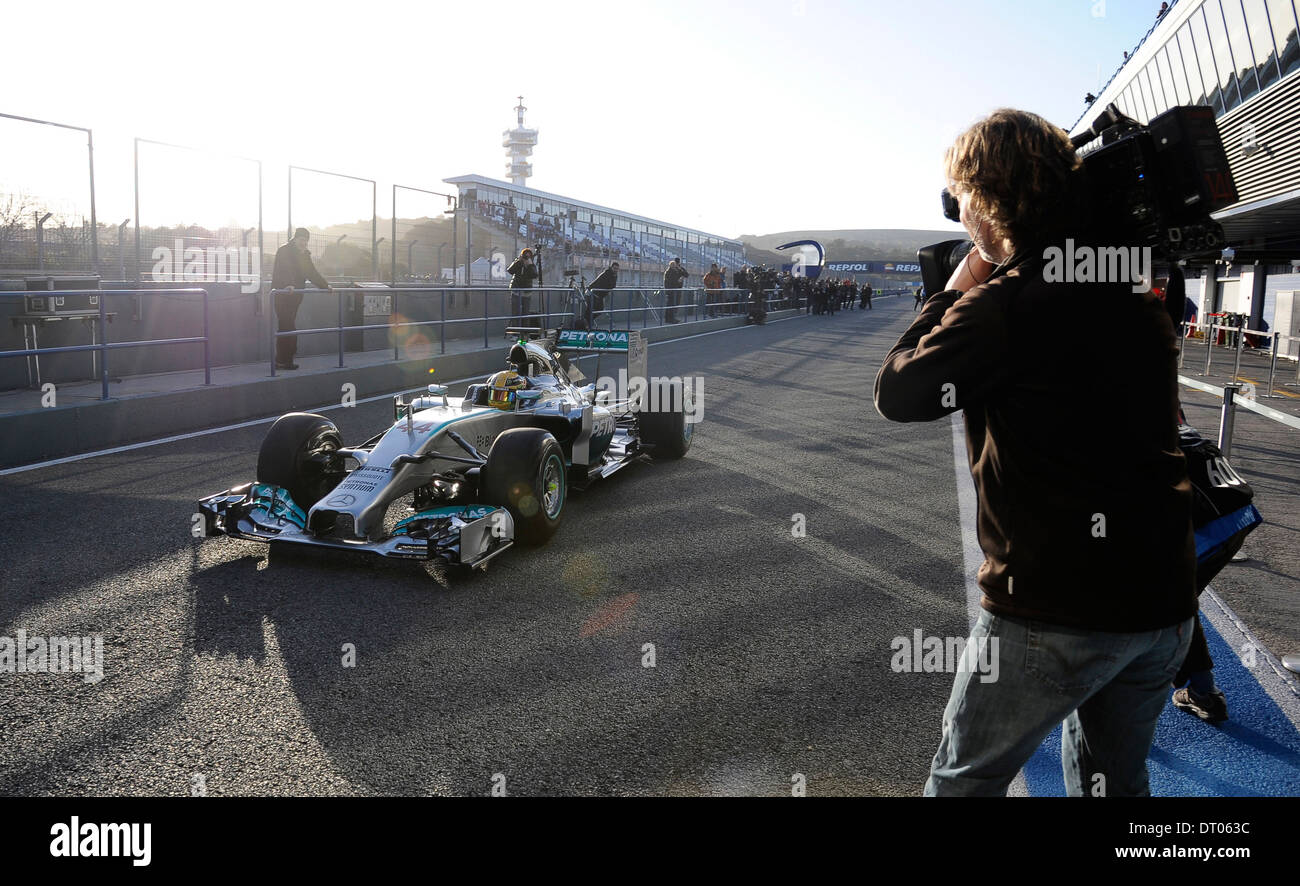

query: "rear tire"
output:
480 428 566 545
256 412 343 509
638 379 694 459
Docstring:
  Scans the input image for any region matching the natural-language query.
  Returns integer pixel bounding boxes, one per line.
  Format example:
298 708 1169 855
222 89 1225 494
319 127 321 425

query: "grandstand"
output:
444 174 746 288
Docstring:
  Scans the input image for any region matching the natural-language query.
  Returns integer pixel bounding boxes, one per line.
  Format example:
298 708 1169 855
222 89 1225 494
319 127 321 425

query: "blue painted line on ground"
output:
1022 611 1300 796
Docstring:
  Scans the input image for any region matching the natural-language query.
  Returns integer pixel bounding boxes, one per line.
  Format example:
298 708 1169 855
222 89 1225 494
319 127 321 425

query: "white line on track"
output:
949 412 1032 796
951 414 983 630
0 315 812 477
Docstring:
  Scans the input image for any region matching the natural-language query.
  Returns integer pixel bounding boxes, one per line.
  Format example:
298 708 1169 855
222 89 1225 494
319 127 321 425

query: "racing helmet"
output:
486 370 527 410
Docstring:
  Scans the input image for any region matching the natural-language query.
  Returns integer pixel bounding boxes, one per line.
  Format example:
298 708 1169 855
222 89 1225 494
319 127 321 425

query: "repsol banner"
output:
826 261 922 274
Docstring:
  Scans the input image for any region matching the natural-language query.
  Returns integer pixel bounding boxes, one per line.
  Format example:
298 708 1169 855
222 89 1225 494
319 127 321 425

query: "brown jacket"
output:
874 250 1196 632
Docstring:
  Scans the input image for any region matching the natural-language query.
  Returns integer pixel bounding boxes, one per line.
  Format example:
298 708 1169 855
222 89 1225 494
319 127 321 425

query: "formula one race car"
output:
196 328 694 570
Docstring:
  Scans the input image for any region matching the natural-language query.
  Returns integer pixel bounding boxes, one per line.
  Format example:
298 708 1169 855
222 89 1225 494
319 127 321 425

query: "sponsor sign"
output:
556 329 630 351
826 261 922 274
363 294 392 316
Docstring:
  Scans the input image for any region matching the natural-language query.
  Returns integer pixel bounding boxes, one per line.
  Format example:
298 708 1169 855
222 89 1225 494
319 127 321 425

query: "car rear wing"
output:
551 329 648 398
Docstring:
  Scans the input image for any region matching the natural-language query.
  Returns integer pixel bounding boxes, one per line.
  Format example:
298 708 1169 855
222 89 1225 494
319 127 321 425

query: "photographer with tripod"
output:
586 260 619 329
875 108 1197 797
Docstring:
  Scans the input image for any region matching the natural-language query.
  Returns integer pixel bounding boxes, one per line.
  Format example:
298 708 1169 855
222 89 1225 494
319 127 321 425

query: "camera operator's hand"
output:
945 249 996 293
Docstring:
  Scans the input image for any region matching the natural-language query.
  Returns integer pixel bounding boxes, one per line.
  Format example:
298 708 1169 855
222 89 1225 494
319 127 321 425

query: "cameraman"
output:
663 257 688 323
587 260 619 328
874 109 1196 797
507 247 539 327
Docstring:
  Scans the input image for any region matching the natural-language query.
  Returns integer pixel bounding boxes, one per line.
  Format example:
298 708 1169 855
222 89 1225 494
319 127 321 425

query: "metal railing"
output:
267 286 801 376
1179 375 1300 456
1178 313 1300 397
0 288 211 400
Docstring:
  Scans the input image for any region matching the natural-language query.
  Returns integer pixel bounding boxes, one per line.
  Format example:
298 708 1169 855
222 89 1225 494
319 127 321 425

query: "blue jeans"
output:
925 609 1192 797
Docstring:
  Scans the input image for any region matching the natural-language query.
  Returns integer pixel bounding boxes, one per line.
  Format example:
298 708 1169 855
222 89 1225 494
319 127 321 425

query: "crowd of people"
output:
793 276 873 315
502 241 911 328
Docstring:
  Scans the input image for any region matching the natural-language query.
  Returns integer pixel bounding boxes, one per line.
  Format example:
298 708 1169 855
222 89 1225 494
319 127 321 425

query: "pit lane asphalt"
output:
2 300 1295 796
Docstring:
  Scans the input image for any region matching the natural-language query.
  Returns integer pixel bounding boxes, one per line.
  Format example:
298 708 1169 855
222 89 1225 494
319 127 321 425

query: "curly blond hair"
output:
944 109 1082 252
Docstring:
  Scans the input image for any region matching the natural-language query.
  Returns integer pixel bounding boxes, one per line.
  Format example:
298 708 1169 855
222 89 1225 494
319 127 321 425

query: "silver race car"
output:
197 329 694 570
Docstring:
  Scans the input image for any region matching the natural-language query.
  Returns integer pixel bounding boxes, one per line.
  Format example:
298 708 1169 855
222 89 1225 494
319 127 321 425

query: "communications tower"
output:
503 96 537 186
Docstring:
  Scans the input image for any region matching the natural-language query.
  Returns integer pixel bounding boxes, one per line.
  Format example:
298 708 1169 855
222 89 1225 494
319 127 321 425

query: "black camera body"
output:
1078 104 1237 259
921 104 1238 290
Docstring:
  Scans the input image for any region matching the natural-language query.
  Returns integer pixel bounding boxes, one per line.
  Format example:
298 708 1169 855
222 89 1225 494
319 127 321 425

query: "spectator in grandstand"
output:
271 228 331 370
875 108 1196 797
664 258 689 323
703 263 724 317
507 247 539 327
587 261 619 328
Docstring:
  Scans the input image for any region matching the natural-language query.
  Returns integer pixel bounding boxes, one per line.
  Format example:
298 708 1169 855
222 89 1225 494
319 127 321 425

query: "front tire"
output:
256 412 343 509
480 428 566 545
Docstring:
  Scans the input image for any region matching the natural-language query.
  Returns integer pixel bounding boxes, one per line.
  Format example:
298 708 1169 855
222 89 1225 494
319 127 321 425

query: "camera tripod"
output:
558 271 594 330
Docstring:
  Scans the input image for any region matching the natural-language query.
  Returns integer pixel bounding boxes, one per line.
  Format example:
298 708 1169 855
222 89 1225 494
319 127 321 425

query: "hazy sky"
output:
1 0 1166 239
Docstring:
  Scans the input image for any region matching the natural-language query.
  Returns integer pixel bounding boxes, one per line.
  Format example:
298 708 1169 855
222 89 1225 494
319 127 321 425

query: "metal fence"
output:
267 286 799 376
0 288 211 399
1178 313 1300 396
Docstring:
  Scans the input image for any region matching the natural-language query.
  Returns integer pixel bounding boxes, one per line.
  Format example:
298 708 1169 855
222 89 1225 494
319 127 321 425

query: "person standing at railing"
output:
663 258 689 323
703 263 724 317
507 247 539 327
587 261 619 328
271 227 331 370
733 266 749 317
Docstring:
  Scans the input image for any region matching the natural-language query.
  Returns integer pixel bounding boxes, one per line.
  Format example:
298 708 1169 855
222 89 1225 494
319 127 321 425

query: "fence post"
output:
1218 383 1240 459
337 288 344 368
270 288 277 377
1265 332 1280 398
1232 315 1245 382
99 287 109 400
483 289 489 350
440 289 446 356
1177 321 1186 369
1203 317 1214 374
202 288 211 386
